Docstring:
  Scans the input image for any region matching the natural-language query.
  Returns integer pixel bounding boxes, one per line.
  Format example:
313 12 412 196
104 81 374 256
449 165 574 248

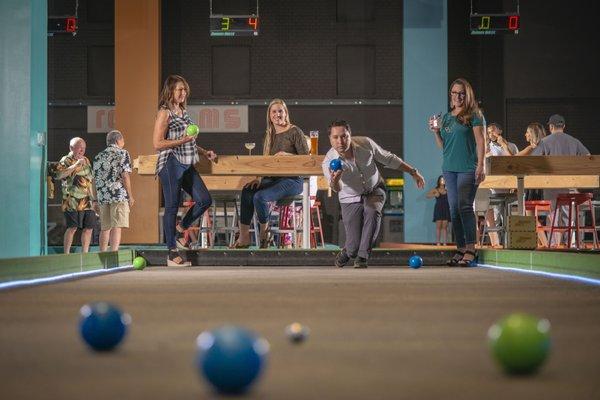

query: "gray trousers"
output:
340 187 386 259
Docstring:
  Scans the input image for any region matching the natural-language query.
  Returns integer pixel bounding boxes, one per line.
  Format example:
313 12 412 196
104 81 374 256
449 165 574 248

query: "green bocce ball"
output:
186 124 199 136
133 256 147 270
488 313 551 375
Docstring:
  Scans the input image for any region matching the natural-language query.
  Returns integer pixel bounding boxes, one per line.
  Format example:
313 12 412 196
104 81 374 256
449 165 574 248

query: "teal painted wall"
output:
0 0 47 257
403 0 447 243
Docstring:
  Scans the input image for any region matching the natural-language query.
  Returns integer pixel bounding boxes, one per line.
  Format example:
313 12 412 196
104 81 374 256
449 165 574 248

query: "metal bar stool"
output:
479 193 516 247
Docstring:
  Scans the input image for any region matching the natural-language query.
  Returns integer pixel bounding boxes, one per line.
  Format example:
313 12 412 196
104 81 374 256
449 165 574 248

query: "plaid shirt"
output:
156 108 199 175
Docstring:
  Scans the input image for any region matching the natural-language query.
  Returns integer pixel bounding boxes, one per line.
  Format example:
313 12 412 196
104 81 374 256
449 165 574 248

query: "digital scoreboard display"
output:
48 16 78 36
210 16 259 36
470 13 519 35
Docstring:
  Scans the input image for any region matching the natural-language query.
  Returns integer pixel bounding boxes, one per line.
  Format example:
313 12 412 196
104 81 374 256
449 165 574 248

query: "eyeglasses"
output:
450 91 466 97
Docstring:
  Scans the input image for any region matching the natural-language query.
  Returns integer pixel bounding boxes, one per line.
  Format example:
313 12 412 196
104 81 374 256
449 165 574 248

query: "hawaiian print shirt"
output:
92 145 132 205
55 152 95 212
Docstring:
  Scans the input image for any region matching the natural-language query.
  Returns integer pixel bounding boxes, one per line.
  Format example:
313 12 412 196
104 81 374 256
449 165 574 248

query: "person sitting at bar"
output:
230 98 310 249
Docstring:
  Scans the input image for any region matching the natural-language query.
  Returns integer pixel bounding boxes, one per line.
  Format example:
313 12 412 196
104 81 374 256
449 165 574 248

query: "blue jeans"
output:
240 177 303 225
158 155 212 249
443 171 478 248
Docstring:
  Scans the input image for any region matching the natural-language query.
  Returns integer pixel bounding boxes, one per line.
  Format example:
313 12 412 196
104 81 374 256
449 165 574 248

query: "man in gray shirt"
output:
531 114 589 157
531 114 590 247
322 120 425 268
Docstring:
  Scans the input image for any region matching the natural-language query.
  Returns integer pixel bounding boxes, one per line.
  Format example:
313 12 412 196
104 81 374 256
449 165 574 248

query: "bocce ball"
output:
133 256 146 270
79 302 131 351
196 325 269 394
329 158 342 172
488 313 551 375
186 124 199 136
285 322 310 343
408 255 423 269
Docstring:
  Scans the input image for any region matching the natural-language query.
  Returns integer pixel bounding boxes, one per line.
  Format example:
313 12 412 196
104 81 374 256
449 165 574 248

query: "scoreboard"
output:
470 13 519 35
210 17 259 37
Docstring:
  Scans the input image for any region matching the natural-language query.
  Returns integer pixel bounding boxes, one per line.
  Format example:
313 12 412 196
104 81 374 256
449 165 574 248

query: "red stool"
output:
275 196 324 248
524 200 552 247
549 193 599 249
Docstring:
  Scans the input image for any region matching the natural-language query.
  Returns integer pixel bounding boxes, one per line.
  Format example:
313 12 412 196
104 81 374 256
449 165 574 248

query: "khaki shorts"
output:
99 202 130 230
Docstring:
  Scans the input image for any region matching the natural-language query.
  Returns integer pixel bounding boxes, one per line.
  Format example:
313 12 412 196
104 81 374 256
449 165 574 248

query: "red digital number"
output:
248 17 258 30
66 17 77 32
508 15 519 30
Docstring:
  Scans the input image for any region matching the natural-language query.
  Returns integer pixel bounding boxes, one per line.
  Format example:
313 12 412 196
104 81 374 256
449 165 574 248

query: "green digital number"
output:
479 16 491 30
221 17 230 31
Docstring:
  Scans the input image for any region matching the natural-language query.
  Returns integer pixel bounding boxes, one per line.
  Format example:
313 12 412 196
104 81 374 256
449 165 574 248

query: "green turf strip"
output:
479 249 600 280
0 250 134 283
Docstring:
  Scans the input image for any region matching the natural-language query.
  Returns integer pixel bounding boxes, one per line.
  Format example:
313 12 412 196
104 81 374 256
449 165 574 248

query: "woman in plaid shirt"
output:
153 75 218 266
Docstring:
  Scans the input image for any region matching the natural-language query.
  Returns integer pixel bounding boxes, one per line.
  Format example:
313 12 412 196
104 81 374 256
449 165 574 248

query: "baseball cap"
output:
547 114 565 126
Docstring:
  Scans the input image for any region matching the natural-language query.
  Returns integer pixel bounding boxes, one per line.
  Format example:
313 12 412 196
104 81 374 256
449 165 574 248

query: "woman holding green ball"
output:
152 75 217 266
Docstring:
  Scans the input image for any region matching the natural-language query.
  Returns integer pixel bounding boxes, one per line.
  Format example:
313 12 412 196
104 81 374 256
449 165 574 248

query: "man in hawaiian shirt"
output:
93 130 135 251
55 137 97 254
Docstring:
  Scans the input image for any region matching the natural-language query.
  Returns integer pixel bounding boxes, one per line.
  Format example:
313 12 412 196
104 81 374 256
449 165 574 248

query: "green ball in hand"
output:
133 256 147 270
186 124 199 136
488 313 551 375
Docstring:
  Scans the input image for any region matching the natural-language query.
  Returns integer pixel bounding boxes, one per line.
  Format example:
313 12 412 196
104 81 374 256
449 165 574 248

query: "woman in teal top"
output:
429 78 486 266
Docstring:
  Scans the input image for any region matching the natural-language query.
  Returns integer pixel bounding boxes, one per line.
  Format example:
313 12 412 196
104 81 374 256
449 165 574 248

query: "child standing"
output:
426 175 451 246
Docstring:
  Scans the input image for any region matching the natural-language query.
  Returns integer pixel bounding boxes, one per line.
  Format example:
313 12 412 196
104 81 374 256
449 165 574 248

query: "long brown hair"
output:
527 122 546 146
158 75 190 111
263 98 291 155
449 78 482 126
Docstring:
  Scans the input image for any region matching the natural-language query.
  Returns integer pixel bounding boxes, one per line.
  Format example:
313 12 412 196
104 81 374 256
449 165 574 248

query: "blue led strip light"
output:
477 263 600 287
0 265 133 291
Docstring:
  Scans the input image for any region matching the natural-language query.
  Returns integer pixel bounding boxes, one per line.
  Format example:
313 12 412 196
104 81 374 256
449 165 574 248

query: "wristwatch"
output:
408 167 418 175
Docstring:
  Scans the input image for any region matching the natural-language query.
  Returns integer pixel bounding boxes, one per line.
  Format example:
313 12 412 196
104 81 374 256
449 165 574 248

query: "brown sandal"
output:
167 249 191 267
229 241 251 249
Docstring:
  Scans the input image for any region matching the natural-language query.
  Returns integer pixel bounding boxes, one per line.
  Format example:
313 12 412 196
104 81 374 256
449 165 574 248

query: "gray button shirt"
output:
321 136 403 204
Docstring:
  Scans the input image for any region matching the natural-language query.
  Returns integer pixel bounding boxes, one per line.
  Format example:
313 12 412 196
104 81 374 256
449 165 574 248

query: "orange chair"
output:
548 193 598 249
524 200 552 247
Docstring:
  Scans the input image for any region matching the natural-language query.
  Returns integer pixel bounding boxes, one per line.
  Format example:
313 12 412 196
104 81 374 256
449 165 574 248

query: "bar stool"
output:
272 195 302 248
208 193 240 247
271 195 325 248
479 192 516 247
549 192 599 249
181 201 212 248
184 196 259 248
524 200 552 247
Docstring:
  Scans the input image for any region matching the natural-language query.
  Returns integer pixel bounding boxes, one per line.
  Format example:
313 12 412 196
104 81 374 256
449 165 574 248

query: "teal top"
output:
440 112 484 172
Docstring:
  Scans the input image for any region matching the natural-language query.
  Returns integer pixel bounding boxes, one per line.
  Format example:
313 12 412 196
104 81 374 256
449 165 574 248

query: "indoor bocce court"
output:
1 0 599 399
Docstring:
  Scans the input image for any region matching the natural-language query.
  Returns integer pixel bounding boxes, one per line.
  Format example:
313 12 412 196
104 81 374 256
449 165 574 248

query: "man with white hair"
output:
93 130 134 251
55 137 97 254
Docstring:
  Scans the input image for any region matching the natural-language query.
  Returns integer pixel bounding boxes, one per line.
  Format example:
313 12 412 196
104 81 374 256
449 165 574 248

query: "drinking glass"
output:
244 142 256 155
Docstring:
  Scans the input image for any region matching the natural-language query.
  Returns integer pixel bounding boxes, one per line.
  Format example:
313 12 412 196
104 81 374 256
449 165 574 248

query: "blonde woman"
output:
500 122 546 156
231 99 309 248
428 78 486 266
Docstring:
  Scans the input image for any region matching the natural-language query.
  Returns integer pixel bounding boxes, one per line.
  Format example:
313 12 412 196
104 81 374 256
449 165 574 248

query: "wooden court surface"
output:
0 266 599 399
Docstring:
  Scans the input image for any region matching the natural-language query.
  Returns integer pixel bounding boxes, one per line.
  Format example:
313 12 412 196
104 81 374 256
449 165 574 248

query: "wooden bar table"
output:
134 154 325 249
485 155 600 215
